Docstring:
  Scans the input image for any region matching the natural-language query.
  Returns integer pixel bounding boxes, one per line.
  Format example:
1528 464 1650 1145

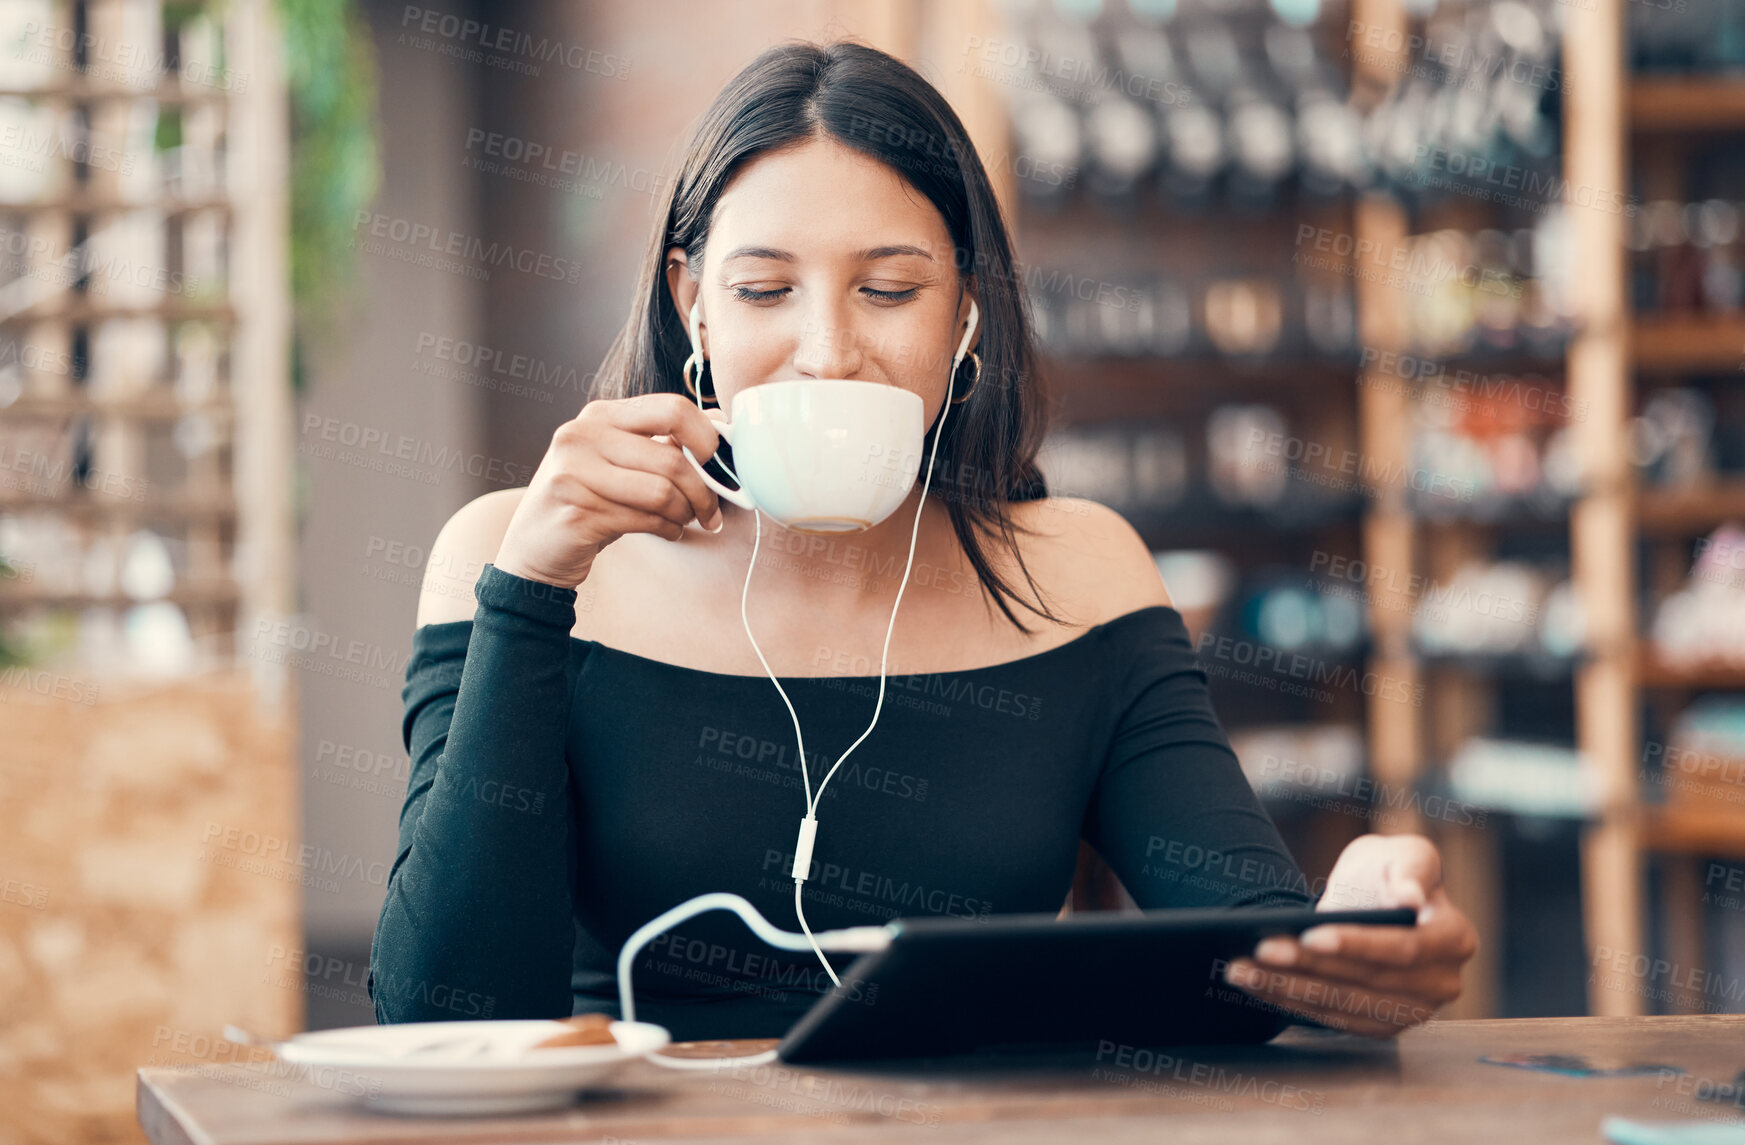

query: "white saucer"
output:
274 1019 670 1116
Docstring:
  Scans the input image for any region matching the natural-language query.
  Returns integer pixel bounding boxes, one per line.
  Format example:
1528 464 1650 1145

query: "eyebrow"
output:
720 244 937 263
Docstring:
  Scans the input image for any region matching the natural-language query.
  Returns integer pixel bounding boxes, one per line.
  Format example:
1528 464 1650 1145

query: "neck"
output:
712 484 954 606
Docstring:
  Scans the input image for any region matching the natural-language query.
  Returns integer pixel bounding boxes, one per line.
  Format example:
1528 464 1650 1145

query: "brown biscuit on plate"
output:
531 1013 617 1049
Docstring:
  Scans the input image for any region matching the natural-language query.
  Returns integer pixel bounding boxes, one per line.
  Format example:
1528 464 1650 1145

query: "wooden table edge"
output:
139 1069 207 1145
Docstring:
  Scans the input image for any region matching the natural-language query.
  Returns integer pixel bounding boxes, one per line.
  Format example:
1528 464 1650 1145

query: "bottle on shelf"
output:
1649 523 1745 674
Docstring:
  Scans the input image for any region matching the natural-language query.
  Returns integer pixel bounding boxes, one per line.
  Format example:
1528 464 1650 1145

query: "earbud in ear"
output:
952 300 980 368
687 301 705 360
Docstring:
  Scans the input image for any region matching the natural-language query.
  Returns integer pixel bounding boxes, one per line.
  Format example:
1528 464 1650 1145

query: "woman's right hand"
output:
493 393 727 590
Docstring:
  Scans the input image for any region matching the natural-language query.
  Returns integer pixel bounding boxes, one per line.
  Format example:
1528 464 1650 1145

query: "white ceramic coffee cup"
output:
679 379 925 534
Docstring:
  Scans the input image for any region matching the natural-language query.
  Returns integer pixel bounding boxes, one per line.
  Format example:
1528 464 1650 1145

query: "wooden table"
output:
137 1016 1745 1144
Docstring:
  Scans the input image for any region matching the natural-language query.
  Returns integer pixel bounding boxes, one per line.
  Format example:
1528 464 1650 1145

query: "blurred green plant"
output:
279 0 381 388
153 105 184 152
0 558 28 666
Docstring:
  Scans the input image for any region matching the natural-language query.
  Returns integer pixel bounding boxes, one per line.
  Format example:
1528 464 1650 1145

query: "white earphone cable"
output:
615 892 890 1070
726 323 960 985
616 304 974 1070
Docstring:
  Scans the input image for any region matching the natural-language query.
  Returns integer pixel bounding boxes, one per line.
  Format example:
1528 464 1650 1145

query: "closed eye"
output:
730 285 921 304
731 285 789 303
863 285 920 303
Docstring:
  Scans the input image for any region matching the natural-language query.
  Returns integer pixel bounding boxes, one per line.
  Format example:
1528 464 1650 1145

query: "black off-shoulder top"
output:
368 563 1315 1040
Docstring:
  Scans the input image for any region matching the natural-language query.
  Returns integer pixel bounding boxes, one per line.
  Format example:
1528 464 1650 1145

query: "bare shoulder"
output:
1006 496 1173 627
415 487 528 627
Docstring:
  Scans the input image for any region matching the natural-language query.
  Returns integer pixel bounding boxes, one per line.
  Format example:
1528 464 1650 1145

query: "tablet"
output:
775 905 1418 1064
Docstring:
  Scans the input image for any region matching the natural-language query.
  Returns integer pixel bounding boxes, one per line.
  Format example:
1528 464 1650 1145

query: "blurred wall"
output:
2 680 298 1142
293 0 484 1016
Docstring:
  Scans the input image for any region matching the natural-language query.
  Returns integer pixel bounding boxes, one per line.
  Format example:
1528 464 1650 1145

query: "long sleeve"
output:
1083 608 1318 912
369 563 584 1024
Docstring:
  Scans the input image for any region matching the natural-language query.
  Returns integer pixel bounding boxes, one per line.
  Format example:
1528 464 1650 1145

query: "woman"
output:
370 40 1477 1042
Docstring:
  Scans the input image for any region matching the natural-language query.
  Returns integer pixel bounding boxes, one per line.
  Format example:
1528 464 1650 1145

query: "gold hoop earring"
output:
682 352 718 406
949 351 980 404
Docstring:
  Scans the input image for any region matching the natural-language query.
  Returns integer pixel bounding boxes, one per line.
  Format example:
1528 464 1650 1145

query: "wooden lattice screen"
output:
0 0 291 685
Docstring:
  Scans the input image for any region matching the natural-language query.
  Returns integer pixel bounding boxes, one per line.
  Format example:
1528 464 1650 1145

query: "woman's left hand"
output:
1220 833 1480 1038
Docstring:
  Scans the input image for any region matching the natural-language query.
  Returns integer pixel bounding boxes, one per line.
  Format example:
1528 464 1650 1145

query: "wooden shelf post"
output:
1564 0 1646 1018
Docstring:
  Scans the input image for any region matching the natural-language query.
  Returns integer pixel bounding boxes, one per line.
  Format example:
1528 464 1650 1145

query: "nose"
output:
791 304 865 380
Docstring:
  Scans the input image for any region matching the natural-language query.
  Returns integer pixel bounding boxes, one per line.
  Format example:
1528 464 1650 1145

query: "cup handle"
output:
666 421 756 511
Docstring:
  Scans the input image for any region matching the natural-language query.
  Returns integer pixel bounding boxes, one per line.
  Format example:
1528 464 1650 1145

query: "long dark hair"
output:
595 40 1062 634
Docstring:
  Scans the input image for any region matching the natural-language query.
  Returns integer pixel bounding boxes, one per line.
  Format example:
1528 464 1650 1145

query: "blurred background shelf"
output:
979 0 1745 1023
1632 315 1745 371
1629 78 1745 133
1418 651 1582 681
1636 483 1745 536
1636 650 1745 692
1048 359 1362 423
1643 804 1745 860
